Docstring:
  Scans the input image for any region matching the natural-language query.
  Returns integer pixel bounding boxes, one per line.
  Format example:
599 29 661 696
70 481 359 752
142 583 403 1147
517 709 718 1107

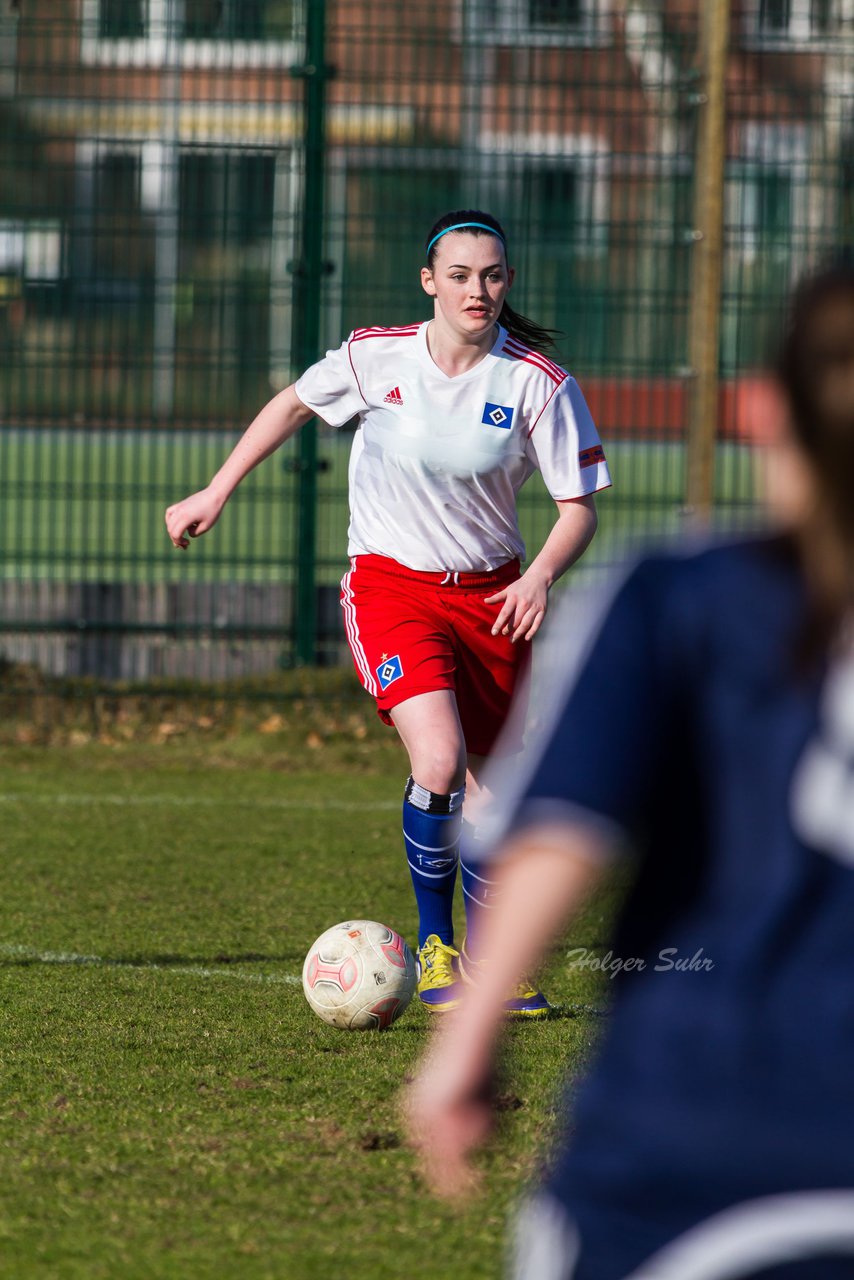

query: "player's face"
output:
420 233 514 340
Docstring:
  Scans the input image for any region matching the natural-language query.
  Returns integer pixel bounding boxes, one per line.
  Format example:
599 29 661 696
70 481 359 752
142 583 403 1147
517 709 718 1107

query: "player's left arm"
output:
404 821 606 1197
486 493 598 643
406 557 676 1198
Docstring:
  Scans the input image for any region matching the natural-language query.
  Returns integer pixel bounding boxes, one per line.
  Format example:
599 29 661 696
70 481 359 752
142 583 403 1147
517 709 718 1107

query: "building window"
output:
82 0 299 66
98 0 145 38
179 152 276 250
722 160 796 369
517 161 605 361
840 135 854 252
182 0 296 41
468 0 608 45
751 168 793 256
734 162 797 263
339 162 464 334
528 0 583 30
749 0 837 41
94 152 142 217
730 124 808 266
524 164 578 245
74 147 152 286
722 124 808 370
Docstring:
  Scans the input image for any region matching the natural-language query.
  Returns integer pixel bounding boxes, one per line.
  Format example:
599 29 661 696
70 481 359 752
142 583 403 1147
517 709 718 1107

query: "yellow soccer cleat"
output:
460 938 552 1020
416 934 464 1012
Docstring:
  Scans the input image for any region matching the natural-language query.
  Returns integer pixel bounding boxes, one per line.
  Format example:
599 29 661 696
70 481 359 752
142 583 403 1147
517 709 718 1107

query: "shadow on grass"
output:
538 1002 610 1021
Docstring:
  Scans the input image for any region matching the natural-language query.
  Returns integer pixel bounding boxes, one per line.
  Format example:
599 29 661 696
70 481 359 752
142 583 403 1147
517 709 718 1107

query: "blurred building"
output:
1 0 853 679
2 1 852 430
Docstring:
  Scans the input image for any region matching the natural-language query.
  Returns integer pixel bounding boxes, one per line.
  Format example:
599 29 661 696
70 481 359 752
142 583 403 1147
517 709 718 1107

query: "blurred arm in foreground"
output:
404 825 606 1197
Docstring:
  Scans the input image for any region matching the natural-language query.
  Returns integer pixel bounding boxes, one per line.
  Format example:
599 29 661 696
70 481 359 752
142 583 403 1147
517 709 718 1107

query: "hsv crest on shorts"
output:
383 386 404 405
376 654 404 689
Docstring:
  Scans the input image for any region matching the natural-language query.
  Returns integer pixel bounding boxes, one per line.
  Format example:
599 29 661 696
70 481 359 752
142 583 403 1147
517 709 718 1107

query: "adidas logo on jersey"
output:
383 386 403 405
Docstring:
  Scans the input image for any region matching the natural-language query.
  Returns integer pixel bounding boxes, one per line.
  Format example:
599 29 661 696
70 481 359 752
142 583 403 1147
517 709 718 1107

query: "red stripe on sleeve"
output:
579 445 606 469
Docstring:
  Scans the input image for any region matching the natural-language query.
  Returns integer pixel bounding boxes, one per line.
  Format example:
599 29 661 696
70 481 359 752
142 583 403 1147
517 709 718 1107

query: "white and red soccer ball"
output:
302 920 416 1030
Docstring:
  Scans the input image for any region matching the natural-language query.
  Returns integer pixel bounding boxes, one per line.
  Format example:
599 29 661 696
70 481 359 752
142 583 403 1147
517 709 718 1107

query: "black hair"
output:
777 261 854 661
424 209 561 356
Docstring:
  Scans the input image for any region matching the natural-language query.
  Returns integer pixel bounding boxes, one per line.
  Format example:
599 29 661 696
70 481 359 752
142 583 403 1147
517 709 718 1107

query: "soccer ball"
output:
302 920 417 1031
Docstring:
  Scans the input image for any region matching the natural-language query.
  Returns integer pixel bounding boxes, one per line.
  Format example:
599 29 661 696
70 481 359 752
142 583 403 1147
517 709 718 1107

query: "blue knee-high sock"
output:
460 818 499 958
403 777 464 949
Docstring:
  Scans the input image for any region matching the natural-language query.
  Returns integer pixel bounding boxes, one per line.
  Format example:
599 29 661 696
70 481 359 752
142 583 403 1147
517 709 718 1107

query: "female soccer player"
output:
405 264 854 1278
165 209 611 1018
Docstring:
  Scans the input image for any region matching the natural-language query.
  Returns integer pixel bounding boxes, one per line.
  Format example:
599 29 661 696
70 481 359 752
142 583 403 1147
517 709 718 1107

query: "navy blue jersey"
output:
500 537 854 1279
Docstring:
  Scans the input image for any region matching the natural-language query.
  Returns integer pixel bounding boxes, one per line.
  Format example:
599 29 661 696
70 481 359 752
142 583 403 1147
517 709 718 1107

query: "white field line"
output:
0 943 608 1015
0 794 398 810
0 794 391 988
0 942 302 986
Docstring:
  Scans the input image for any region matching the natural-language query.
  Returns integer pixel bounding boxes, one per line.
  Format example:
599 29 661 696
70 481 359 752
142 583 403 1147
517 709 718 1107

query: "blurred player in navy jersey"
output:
165 209 610 1017
405 263 854 1278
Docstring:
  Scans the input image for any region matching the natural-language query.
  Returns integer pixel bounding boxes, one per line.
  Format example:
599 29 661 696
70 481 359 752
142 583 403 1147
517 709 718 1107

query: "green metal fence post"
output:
290 0 332 664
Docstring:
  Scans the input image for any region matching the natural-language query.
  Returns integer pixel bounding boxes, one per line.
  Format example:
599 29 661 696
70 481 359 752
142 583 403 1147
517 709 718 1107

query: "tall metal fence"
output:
0 0 852 688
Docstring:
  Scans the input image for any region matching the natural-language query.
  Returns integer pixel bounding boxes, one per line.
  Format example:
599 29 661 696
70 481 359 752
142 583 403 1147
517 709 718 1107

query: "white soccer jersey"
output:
294 321 611 573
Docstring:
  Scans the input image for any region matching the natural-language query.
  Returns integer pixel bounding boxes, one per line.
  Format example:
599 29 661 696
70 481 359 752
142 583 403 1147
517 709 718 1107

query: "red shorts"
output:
340 554 530 757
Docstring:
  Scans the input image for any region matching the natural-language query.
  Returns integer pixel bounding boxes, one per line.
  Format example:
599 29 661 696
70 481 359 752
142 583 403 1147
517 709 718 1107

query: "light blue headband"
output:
425 221 506 258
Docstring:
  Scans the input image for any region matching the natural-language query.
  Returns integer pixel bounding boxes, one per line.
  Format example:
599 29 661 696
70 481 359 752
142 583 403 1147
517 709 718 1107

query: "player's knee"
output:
410 743 466 795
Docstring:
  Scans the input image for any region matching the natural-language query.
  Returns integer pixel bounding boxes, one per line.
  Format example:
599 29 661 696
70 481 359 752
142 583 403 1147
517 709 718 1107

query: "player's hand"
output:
164 488 225 550
402 1019 496 1200
486 572 549 642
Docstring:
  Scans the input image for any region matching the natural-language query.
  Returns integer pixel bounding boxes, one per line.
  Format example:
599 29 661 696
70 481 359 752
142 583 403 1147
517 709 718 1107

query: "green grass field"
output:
0 429 759 585
0 423 757 1275
0 705 625 1280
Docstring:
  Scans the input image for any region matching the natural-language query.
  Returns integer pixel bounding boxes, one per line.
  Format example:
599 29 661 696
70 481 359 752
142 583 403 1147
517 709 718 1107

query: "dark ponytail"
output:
496 300 562 356
778 263 854 662
424 209 561 356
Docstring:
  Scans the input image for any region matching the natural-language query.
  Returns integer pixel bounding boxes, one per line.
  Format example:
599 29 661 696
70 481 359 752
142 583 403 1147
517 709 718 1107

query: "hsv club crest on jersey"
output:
481 401 515 429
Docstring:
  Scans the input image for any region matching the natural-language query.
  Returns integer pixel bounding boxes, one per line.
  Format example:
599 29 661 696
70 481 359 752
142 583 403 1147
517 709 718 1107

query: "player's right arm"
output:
165 385 314 549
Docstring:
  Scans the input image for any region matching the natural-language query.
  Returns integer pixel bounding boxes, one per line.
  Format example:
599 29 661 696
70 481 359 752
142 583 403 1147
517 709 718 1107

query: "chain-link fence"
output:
0 0 851 688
